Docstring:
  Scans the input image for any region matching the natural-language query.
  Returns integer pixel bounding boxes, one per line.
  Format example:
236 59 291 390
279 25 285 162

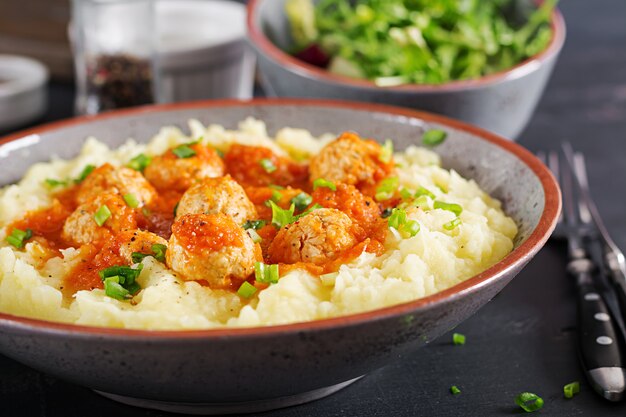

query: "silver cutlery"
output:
540 147 626 401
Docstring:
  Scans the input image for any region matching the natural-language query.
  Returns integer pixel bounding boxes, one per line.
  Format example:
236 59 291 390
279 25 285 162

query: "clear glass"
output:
71 0 160 115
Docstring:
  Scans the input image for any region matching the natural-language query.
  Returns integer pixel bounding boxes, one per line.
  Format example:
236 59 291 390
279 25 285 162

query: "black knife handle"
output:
577 282 625 369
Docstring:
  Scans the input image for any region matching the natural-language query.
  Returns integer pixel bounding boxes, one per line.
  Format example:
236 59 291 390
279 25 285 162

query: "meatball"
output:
268 208 358 265
176 175 257 225
76 163 157 206
62 193 138 246
115 230 168 264
309 132 394 188
166 213 262 287
144 143 224 192
311 183 380 230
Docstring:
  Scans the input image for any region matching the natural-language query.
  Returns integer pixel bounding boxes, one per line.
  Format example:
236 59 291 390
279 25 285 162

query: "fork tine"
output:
574 152 593 225
558 150 577 228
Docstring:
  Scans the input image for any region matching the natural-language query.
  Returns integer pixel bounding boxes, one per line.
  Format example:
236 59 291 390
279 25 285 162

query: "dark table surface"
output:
2 0 626 415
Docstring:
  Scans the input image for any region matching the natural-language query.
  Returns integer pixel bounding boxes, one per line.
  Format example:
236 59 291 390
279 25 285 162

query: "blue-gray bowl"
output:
247 0 566 140
0 99 560 414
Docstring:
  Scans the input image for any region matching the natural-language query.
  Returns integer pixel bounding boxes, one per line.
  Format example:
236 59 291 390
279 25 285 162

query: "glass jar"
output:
70 0 159 115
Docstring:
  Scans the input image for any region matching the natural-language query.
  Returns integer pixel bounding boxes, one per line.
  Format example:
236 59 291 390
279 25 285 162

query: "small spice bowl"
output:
0 55 48 132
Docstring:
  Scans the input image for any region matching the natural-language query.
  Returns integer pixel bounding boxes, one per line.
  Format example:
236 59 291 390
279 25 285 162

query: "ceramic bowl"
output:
0 99 560 415
247 0 566 140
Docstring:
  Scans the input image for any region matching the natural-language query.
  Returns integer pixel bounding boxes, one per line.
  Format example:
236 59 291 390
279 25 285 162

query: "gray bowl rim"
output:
0 98 561 339
246 0 566 93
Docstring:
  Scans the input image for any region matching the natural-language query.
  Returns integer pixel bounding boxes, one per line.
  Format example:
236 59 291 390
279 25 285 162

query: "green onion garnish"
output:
291 192 313 211
313 178 336 191
563 381 580 399
131 252 148 264
515 392 544 413
6 228 33 249
237 281 258 298
75 164 96 183
264 189 283 207
422 129 447 146
94 205 112 226
450 385 461 395
452 332 466 345
123 193 140 208
254 262 279 284
269 201 296 228
152 243 167 262
243 220 266 230
434 201 463 216
379 139 393 163
444 217 462 230
259 158 277 173
100 264 143 300
127 154 152 172
415 186 436 199
45 178 67 188
375 176 399 201
399 188 413 199
173 201 179 217
387 208 420 238
247 228 262 243
269 184 285 190
172 144 197 159
103 276 129 300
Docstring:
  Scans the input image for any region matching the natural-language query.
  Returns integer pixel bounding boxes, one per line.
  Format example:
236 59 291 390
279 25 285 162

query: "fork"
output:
540 149 626 401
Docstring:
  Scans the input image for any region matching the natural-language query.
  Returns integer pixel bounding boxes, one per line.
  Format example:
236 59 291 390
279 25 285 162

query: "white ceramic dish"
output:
0 55 48 131
157 0 256 102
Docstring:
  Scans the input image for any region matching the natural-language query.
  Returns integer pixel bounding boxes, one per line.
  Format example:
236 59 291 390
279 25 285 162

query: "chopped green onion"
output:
291 192 313 211
399 188 413 199
127 154 152 172
434 201 463 216
320 272 338 286
269 184 285 190
450 385 461 395
387 208 420 237
237 281 258 298
563 381 580 399
452 333 466 345
444 218 462 230
381 208 393 218
254 262 280 284
264 189 283 207
103 276 130 300
99 264 143 286
173 202 179 217
313 178 336 191
45 178 67 188
247 228 262 243
123 193 140 208
152 244 167 262
259 158 277 173
415 186 436 199
99 264 143 300
375 176 399 201
131 252 149 264
6 228 33 249
269 201 296 228
142 207 151 217
75 164 95 183
94 205 112 226
214 148 225 158
243 220 266 230
414 195 431 208
515 392 544 413
172 144 197 158
296 203 322 219
422 129 447 146
379 139 394 163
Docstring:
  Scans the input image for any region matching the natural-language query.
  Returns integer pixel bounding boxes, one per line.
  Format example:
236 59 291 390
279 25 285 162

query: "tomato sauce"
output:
7 135 396 296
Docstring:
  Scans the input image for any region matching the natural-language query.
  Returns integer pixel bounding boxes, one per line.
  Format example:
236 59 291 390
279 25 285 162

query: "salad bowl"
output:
247 0 566 139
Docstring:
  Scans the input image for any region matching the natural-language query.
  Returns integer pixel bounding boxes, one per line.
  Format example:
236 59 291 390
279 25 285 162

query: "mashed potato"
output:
0 119 517 329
